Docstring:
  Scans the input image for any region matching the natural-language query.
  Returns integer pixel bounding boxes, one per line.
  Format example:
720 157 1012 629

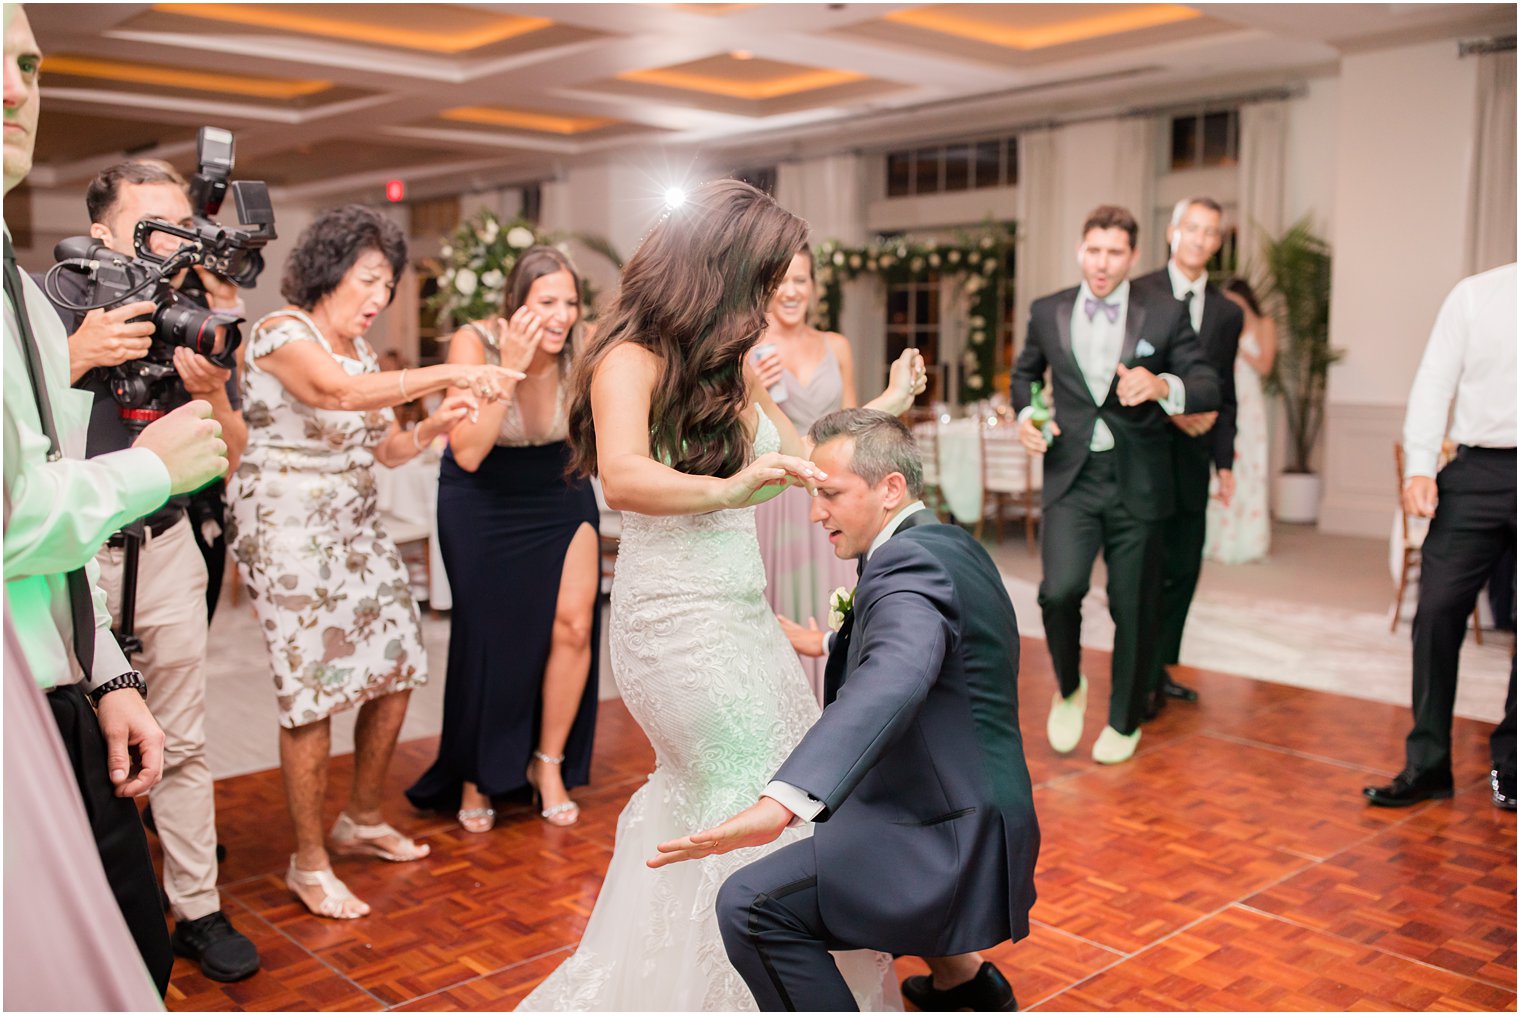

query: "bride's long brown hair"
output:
566 179 809 478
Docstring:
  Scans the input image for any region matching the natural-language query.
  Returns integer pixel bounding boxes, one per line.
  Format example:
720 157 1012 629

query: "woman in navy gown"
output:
407 247 600 830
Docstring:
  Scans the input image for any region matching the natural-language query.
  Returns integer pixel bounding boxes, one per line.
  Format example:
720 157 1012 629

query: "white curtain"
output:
1469 49 1517 274
1112 115 1156 237
1236 99 1288 279
1013 128 1059 351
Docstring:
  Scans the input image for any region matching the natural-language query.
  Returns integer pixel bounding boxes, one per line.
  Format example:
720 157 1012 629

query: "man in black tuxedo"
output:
652 408 1038 1012
1130 197 1242 716
1011 205 1219 765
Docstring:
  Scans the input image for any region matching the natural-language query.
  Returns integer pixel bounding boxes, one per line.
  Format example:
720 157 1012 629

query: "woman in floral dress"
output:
1205 277 1276 563
229 205 522 920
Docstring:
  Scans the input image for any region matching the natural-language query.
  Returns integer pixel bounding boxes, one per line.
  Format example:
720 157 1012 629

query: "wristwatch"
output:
87 670 148 707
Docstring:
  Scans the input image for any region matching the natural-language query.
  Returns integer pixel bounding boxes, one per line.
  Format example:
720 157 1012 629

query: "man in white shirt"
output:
1366 262 1517 810
4 4 229 995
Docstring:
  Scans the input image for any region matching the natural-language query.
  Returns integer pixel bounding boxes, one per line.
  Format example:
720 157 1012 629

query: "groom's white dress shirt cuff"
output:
763 781 825 825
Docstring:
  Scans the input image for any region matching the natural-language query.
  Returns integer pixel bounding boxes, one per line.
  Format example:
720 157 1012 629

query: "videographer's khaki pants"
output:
96 515 221 922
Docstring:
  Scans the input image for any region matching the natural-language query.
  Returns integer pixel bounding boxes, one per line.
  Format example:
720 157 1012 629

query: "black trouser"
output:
1404 446 1517 783
1149 504 1207 694
1038 452 1164 735
47 684 173 995
717 840 858 1012
187 481 228 623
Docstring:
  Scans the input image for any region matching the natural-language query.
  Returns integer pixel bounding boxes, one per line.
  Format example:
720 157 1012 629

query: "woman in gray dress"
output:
751 247 921 699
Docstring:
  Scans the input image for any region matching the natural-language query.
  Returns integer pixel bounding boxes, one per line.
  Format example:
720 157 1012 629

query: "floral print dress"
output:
228 309 427 729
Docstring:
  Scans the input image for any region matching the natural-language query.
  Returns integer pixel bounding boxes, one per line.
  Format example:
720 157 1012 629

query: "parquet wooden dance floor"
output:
160 641 1516 1011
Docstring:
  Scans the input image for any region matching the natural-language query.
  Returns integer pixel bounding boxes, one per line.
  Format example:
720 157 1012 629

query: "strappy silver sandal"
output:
526 750 580 827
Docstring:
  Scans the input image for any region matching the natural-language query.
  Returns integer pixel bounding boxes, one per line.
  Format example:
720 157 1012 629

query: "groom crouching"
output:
649 408 1039 1011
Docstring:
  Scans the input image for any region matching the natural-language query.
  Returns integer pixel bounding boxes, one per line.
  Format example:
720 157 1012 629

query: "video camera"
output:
44 126 277 428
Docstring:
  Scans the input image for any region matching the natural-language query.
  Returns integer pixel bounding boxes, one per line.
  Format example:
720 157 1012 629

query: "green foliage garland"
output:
811 223 1015 398
426 210 622 327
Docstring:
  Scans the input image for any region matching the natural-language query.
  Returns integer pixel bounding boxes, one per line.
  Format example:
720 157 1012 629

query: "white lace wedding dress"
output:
518 410 899 1012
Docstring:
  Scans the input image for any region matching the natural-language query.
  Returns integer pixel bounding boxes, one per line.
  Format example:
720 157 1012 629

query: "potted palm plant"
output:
1258 217 1340 523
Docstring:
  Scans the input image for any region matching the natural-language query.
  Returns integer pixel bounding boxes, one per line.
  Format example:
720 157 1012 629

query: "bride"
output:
517 180 923 1011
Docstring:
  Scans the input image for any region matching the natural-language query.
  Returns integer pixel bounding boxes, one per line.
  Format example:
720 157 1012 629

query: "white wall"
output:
1319 41 1480 535
1282 76 1338 237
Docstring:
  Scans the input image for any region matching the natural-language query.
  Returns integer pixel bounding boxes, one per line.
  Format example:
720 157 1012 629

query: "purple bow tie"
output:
1084 297 1120 323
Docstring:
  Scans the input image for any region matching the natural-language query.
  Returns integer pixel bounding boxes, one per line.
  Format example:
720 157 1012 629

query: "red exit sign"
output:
385 179 405 202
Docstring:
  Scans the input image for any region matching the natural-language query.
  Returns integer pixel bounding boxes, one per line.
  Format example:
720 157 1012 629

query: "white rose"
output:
962 351 978 370
910 257 924 273
455 267 478 296
506 226 535 249
981 259 996 274
970 315 986 328
481 220 499 243
970 330 986 346
848 254 862 270
947 249 961 264
979 236 994 249
928 253 941 268
880 254 895 268
967 251 981 266
440 244 453 258
967 373 984 389
832 251 846 266
480 269 504 290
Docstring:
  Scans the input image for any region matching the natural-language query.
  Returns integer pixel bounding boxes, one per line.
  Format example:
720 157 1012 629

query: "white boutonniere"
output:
827 586 855 631
1135 338 1156 358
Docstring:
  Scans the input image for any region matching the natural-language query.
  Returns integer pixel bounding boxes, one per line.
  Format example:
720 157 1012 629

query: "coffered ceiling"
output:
20 3 1513 203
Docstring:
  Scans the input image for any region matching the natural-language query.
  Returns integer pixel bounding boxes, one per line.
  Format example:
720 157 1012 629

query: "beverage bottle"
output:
1029 381 1055 444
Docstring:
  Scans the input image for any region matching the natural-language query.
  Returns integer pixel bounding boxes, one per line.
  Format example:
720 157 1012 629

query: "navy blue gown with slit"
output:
406 437 600 812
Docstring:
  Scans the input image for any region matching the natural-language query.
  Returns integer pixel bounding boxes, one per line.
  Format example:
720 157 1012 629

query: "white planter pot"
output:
1275 472 1322 524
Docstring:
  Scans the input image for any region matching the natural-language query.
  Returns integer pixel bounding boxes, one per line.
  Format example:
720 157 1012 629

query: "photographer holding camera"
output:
41 158 260 983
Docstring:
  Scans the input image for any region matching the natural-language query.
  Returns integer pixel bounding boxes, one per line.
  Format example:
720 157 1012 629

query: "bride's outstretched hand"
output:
882 348 928 414
719 452 826 509
648 798 794 869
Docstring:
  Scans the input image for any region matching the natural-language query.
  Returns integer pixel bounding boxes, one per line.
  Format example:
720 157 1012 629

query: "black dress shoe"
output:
1363 771 1454 808
901 961 1016 1012
1161 677 1198 702
172 910 260 982
1142 689 1166 722
1492 770 1517 811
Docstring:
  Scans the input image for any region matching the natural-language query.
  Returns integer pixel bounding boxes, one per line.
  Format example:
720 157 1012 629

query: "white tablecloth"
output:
937 419 985 524
374 452 451 609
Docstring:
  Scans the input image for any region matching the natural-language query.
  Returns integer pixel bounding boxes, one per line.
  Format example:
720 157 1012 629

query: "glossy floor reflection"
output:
159 644 1515 1012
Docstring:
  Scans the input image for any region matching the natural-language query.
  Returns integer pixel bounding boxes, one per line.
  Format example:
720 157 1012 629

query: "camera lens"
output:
156 299 224 357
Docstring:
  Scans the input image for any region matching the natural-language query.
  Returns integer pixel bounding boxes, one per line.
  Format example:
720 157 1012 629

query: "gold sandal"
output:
285 856 369 919
526 750 580 827
329 812 431 862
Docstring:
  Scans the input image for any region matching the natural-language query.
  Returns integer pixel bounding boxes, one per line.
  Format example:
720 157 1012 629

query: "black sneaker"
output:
1493 769 1517 811
901 961 1017 1012
171 911 260 982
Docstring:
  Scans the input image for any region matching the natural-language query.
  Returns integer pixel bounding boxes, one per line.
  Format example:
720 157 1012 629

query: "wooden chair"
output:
975 422 1042 551
906 408 949 522
1391 441 1481 642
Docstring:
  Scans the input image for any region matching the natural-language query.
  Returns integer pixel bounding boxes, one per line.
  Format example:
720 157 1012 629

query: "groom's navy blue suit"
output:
717 511 1039 1011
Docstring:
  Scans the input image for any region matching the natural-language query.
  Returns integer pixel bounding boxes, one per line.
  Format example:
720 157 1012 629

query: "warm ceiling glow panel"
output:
43 55 331 99
617 66 867 100
883 4 1201 50
442 107 619 135
153 4 553 54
